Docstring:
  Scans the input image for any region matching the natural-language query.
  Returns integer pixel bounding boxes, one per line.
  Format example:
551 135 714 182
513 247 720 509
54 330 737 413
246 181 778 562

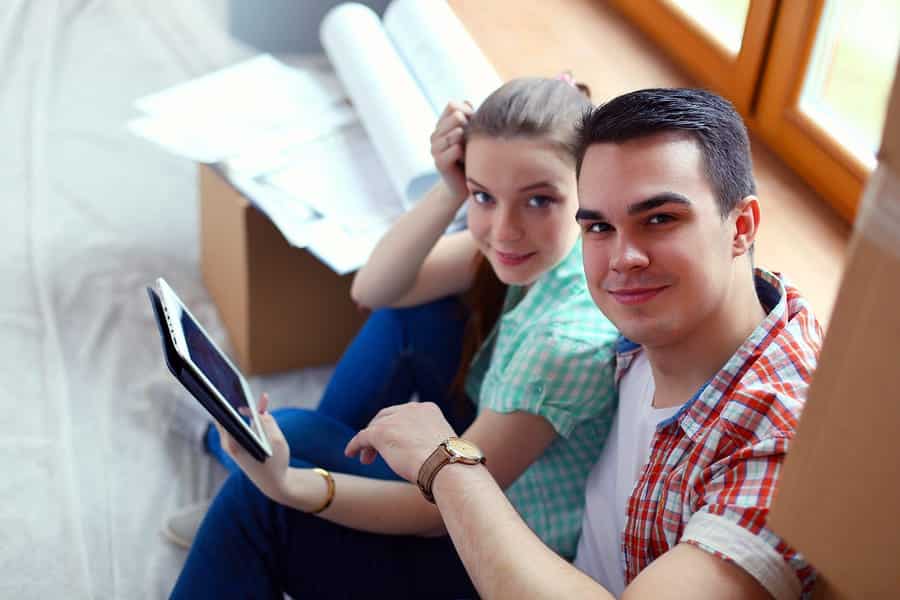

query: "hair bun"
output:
556 70 592 100
575 82 592 100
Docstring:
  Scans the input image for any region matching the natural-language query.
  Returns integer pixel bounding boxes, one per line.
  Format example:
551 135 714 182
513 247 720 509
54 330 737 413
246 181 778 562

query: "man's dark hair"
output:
574 88 756 217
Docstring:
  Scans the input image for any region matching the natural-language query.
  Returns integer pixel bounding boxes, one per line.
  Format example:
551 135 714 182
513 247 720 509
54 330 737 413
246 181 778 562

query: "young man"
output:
346 88 822 599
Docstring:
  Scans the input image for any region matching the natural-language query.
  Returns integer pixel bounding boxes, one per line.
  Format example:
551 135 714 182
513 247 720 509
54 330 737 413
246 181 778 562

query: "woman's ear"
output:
731 195 760 258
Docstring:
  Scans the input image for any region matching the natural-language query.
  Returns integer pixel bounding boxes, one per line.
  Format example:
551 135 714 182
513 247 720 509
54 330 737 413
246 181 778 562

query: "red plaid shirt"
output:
619 270 822 599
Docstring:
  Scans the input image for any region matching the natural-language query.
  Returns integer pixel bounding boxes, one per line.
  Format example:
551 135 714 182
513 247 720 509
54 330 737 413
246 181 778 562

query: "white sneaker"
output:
162 500 211 549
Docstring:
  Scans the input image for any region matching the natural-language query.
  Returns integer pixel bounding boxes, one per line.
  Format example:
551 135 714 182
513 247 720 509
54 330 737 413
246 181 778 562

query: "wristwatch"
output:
417 437 486 503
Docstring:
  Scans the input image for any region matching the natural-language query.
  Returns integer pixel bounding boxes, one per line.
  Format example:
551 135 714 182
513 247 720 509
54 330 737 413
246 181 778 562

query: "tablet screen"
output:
180 309 250 422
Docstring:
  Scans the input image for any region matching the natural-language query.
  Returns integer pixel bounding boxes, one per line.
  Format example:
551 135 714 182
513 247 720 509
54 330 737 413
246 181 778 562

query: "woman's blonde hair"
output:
450 76 592 400
467 76 592 160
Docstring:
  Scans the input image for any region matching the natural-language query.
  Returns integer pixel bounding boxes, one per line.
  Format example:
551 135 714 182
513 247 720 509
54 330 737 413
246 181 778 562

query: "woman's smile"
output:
494 248 537 266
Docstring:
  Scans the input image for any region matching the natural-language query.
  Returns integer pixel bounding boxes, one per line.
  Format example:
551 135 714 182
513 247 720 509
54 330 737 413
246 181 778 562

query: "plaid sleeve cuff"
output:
682 512 803 600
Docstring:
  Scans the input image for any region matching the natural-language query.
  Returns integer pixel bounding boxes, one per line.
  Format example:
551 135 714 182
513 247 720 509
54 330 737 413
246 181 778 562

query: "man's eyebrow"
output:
627 192 691 216
575 208 606 221
575 192 691 222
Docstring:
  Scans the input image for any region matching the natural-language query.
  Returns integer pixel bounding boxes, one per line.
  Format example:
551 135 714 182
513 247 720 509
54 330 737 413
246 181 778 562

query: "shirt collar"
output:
676 269 790 439
614 269 796 439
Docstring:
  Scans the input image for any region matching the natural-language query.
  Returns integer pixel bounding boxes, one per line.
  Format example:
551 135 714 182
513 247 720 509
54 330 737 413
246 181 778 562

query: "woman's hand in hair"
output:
430 101 473 204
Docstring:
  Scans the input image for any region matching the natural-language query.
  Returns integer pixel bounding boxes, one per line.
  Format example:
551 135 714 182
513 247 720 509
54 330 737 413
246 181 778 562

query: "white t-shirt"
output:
573 351 680 598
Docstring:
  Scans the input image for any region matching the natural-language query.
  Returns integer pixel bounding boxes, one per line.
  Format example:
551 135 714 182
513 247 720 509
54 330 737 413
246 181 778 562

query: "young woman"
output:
170 77 619 599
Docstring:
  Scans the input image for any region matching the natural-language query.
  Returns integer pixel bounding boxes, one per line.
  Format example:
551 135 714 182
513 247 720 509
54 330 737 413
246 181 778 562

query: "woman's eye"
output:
647 213 675 225
527 195 554 208
472 191 493 204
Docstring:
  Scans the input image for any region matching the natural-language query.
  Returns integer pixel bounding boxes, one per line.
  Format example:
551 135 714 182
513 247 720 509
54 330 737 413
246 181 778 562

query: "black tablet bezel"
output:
148 279 272 461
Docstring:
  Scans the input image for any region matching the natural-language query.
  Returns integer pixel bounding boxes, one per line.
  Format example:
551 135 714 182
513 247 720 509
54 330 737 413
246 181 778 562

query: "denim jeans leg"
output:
172 466 477 599
316 296 470 431
205 406 399 479
205 297 474 472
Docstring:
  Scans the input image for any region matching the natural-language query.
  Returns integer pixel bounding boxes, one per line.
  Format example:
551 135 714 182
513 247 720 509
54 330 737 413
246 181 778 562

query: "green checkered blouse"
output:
465 241 618 559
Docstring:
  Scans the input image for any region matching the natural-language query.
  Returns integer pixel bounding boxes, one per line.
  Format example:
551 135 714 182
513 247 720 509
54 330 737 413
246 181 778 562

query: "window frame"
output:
610 0 886 222
608 0 777 116
754 0 867 221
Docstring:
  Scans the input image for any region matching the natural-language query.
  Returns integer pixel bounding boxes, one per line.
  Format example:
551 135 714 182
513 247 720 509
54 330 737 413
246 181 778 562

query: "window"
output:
611 0 900 221
799 0 899 165
665 0 751 55
610 0 776 115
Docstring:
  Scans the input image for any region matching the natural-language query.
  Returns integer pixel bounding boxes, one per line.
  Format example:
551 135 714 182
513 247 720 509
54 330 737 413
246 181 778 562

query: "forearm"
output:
351 182 464 308
279 467 446 536
434 464 612 600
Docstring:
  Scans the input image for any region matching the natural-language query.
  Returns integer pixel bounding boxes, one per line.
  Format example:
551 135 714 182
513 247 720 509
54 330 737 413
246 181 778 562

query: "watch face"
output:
445 437 483 460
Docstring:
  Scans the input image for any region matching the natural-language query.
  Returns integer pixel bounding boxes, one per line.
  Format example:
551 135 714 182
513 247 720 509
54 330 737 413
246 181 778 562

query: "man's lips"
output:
607 286 668 305
494 249 536 266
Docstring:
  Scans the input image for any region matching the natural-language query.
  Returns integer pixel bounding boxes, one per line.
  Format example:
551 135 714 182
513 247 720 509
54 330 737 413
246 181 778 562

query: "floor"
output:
0 1 330 597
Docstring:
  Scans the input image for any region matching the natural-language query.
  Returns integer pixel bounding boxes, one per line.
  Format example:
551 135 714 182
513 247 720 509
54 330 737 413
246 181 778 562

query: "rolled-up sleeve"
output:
681 436 816 599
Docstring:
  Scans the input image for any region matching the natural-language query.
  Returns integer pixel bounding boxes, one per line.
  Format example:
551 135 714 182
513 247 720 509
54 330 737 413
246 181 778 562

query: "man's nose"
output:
610 236 649 273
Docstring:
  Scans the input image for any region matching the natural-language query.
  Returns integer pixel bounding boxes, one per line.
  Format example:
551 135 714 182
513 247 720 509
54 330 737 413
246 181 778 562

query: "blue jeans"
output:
172 298 478 599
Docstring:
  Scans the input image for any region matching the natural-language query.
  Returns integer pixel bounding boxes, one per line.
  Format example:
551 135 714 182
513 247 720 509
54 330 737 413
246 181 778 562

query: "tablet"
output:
147 277 272 461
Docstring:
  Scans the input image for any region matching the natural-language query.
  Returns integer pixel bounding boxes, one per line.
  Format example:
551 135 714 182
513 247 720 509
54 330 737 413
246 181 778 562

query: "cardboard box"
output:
767 63 900 599
879 57 900 175
199 164 367 375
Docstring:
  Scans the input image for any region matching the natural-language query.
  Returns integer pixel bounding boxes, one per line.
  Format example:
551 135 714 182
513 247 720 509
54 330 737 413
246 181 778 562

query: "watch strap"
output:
417 443 452 503
416 438 485 503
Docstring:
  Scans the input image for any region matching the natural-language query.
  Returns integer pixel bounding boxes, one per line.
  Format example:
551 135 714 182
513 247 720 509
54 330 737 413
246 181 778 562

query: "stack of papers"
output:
129 54 401 274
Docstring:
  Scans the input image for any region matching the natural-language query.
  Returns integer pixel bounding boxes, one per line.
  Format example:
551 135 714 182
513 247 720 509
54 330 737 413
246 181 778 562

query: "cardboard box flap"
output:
769 60 900 599
878 59 900 175
767 167 900 599
199 165 366 375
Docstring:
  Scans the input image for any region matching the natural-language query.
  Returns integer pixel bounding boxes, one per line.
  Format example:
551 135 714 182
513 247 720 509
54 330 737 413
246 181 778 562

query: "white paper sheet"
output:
318 0 500 216
384 0 501 112
320 3 439 208
135 55 344 124
226 173 326 249
216 102 360 251
129 55 353 164
266 124 403 233
127 114 257 163
223 103 356 175
303 219 386 275
262 122 403 273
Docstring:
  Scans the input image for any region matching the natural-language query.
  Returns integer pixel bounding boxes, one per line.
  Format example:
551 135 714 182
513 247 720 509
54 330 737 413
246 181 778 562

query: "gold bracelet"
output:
309 467 335 514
